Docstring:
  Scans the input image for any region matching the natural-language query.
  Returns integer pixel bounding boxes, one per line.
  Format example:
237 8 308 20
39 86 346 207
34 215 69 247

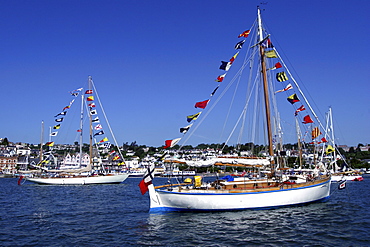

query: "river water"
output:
1 176 369 246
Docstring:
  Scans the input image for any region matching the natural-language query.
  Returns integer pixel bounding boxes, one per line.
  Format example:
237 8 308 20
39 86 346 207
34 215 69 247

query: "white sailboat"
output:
142 7 331 212
320 107 363 182
25 76 129 185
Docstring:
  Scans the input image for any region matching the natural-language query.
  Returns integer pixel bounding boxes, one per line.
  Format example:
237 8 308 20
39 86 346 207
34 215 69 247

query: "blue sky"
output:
0 0 369 148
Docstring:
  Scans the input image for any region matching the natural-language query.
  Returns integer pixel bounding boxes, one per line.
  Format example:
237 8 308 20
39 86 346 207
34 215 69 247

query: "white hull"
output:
331 175 363 182
148 178 331 212
25 174 129 185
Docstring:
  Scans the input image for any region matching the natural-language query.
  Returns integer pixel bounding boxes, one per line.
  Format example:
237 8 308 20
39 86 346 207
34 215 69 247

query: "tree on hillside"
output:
1 137 9 146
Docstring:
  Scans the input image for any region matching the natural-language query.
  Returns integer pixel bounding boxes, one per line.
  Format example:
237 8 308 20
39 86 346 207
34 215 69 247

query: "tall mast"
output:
79 91 84 167
328 107 337 171
88 76 93 166
295 118 303 169
40 120 44 161
257 7 274 159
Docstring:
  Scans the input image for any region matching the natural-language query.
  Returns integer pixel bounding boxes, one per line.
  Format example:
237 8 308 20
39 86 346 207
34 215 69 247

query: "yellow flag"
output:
265 50 277 58
311 127 321 140
326 145 335 154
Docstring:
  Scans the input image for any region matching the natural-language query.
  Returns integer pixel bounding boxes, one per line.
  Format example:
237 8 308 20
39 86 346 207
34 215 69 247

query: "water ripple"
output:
1 177 369 246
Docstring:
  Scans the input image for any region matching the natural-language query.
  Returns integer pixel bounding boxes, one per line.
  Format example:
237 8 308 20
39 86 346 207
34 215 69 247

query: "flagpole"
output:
329 107 337 172
257 7 275 161
295 118 303 169
79 87 84 168
88 76 93 168
40 120 44 161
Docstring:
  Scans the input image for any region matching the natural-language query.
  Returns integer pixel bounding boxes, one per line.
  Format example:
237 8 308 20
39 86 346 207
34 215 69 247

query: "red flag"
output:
216 73 226 82
86 96 94 101
139 163 155 195
164 138 181 149
275 62 282 69
321 137 328 143
238 30 250 38
275 83 293 94
195 100 210 109
85 90 93 94
229 52 239 64
302 115 314 124
295 105 306 116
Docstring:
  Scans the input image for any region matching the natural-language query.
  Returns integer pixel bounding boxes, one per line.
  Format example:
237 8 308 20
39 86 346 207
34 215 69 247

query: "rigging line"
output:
90 79 124 160
218 48 259 148
236 40 259 148
221 74 259 151
275 49 329 142
179 54 252 149
237 62 259 147
218 62 242 147
180 22 259 150
222 20 259 149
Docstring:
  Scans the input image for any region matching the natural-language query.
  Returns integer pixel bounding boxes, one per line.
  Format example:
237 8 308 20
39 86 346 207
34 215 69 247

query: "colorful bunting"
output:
53 124 61 130
287 94 300 104
92 117 100 123
45 142 54 147
87 96 94 101
195 100 209 109
112 155 120 161
99 137 109 143
90 109 97 115
321 137 328 143
215 73 226 82
180 123 193 134
263 38 274 48
187 112 201 123
229 52 239 64
164 138 181 149
85 90 93 94
94 130 104 136
69 88 83 97
295 105 306 116
275 83 292 93
211 86 219 96
326 145 335 154
88 102 96 108
50 132 58 136
302 115 314 124
235 40 245 49
265 50 277 58
54 111 67 117
276 71 289 82
219 61 231 71
55 118 64 122
311 127 321 139
99 142 111 148
238 30 250 38
94 124 103 130
268 62 282 71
